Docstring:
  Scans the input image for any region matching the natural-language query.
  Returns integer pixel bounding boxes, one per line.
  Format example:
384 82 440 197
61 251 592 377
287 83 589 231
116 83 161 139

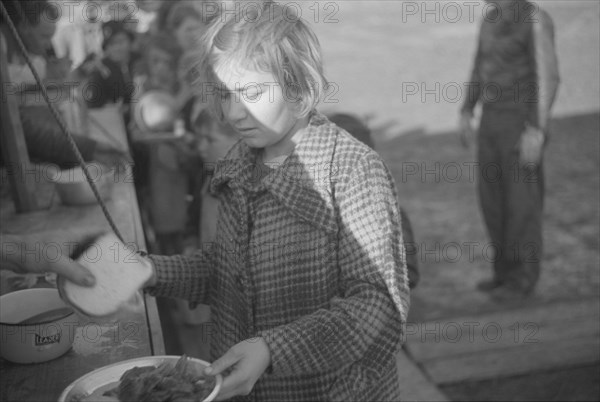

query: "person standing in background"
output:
82 20 135 110
52 0 103 70
459 0 560 301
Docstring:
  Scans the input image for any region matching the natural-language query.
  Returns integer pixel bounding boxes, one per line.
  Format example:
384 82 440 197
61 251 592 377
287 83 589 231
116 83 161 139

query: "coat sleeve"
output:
145 250 211 304
259 151 410 382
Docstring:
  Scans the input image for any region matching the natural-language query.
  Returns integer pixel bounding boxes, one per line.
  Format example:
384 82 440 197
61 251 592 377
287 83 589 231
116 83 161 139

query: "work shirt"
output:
462 1 560 131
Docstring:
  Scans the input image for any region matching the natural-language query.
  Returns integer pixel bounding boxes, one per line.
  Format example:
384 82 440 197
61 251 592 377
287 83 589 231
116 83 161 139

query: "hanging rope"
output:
0 0 125 243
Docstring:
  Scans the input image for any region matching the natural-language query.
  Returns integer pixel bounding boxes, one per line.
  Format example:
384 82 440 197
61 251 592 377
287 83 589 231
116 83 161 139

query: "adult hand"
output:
0 232 97 287
518 125 545 168
205 337 271 401
458 111 475 149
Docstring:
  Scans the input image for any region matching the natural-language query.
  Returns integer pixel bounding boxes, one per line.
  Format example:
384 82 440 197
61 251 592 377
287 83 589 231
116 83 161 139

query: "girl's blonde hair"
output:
191 1 327 121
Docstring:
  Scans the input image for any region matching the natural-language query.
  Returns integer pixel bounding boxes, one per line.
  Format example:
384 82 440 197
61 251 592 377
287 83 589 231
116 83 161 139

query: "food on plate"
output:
71 356 216 402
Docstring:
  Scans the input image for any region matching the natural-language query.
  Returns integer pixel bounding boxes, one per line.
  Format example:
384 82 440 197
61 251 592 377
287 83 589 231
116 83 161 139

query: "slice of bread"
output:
59 233 153 318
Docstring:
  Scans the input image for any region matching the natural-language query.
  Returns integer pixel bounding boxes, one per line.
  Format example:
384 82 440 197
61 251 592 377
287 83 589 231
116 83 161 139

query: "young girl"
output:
143 3 409 400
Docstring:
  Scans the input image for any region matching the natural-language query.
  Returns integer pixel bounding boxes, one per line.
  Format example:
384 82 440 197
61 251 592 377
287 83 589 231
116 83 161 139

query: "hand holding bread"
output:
58 233 154 319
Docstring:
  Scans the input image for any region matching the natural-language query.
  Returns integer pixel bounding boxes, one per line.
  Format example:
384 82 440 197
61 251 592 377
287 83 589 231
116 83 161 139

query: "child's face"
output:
147 47 174 83
174 17 206 52
105 33 131 63
196 123 238 164
214 65 306 159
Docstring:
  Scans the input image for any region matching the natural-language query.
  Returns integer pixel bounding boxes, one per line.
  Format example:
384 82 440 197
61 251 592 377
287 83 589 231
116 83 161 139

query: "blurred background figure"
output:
82 20 135 111
168 109 241 359
133 0 163 35
0 0 125 168
194 110 240 249
459 0 560 302
129 32 193 256
164 1 209 116
127 30 198 356
163 1 212 252
52 0 103 70
1 0 69 85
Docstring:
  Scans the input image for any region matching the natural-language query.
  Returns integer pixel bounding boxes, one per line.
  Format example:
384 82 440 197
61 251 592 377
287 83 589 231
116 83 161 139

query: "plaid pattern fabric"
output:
148 112 410 401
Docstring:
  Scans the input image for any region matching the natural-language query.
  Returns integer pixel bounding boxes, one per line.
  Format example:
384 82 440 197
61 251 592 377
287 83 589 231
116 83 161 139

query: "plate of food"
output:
58 355 222 402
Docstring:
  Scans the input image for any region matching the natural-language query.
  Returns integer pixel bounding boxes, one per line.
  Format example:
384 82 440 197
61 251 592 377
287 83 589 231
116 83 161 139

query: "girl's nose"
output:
223 94 247 123
197 137 209 153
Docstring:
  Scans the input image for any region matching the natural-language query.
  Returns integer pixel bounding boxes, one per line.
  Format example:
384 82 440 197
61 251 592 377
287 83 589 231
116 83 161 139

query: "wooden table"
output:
0 164 164 401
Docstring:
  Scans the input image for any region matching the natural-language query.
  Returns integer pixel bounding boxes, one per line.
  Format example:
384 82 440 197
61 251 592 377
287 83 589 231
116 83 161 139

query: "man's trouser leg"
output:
478 106 544 292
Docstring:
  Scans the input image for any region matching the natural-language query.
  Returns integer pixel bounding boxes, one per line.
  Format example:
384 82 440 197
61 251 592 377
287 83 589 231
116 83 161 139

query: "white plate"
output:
58 355 222 402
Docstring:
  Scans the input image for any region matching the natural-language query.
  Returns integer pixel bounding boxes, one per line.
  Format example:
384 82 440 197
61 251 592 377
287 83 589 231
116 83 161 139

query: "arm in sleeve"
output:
145 250 211 305
530 9 560 132
19 105 97 167
259 152 410 378
461 24 484 114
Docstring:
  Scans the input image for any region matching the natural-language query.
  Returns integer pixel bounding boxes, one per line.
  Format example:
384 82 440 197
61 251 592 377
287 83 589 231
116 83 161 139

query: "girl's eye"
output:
244 88 262 101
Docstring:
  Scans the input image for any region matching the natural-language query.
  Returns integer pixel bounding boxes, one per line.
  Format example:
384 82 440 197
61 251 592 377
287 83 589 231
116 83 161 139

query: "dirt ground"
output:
387 111 600 401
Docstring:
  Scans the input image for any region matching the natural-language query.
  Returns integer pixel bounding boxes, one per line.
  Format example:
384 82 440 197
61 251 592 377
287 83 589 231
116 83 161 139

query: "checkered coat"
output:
148 112 410 401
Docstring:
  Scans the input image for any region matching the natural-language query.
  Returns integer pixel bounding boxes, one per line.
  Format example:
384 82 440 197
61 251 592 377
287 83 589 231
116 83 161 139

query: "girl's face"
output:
174 17 205 52
214 65 309 161
196 122 238 163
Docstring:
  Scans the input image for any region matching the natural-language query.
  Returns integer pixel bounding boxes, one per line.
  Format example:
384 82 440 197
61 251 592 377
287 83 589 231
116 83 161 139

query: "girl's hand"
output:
205 337 271 401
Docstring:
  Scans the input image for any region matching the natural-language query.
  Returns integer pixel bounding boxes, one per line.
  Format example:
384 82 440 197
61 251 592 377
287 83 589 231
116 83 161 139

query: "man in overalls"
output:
459 0 560 301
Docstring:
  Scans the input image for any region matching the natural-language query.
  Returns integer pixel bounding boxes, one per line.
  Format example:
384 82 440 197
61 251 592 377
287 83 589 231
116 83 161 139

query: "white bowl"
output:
133 90 178 133
58 355 222 402
0 288 76 364
49 164 114 206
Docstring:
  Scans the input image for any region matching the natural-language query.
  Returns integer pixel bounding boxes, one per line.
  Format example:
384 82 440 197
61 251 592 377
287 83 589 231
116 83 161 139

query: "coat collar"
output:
210 111 339 234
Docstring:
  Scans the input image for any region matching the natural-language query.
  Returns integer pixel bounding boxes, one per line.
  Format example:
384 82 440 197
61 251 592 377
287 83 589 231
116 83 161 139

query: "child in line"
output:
140 3 410 400
194 109 241 247
82 20 134 110
129 32 194 256
173 110 241 359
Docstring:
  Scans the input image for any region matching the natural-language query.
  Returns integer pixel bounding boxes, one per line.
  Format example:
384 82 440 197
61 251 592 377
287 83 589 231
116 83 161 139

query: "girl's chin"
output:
241 137 266 148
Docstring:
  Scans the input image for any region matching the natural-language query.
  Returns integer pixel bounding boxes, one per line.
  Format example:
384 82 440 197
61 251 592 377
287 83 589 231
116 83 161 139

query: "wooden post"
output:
0 34 40 212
